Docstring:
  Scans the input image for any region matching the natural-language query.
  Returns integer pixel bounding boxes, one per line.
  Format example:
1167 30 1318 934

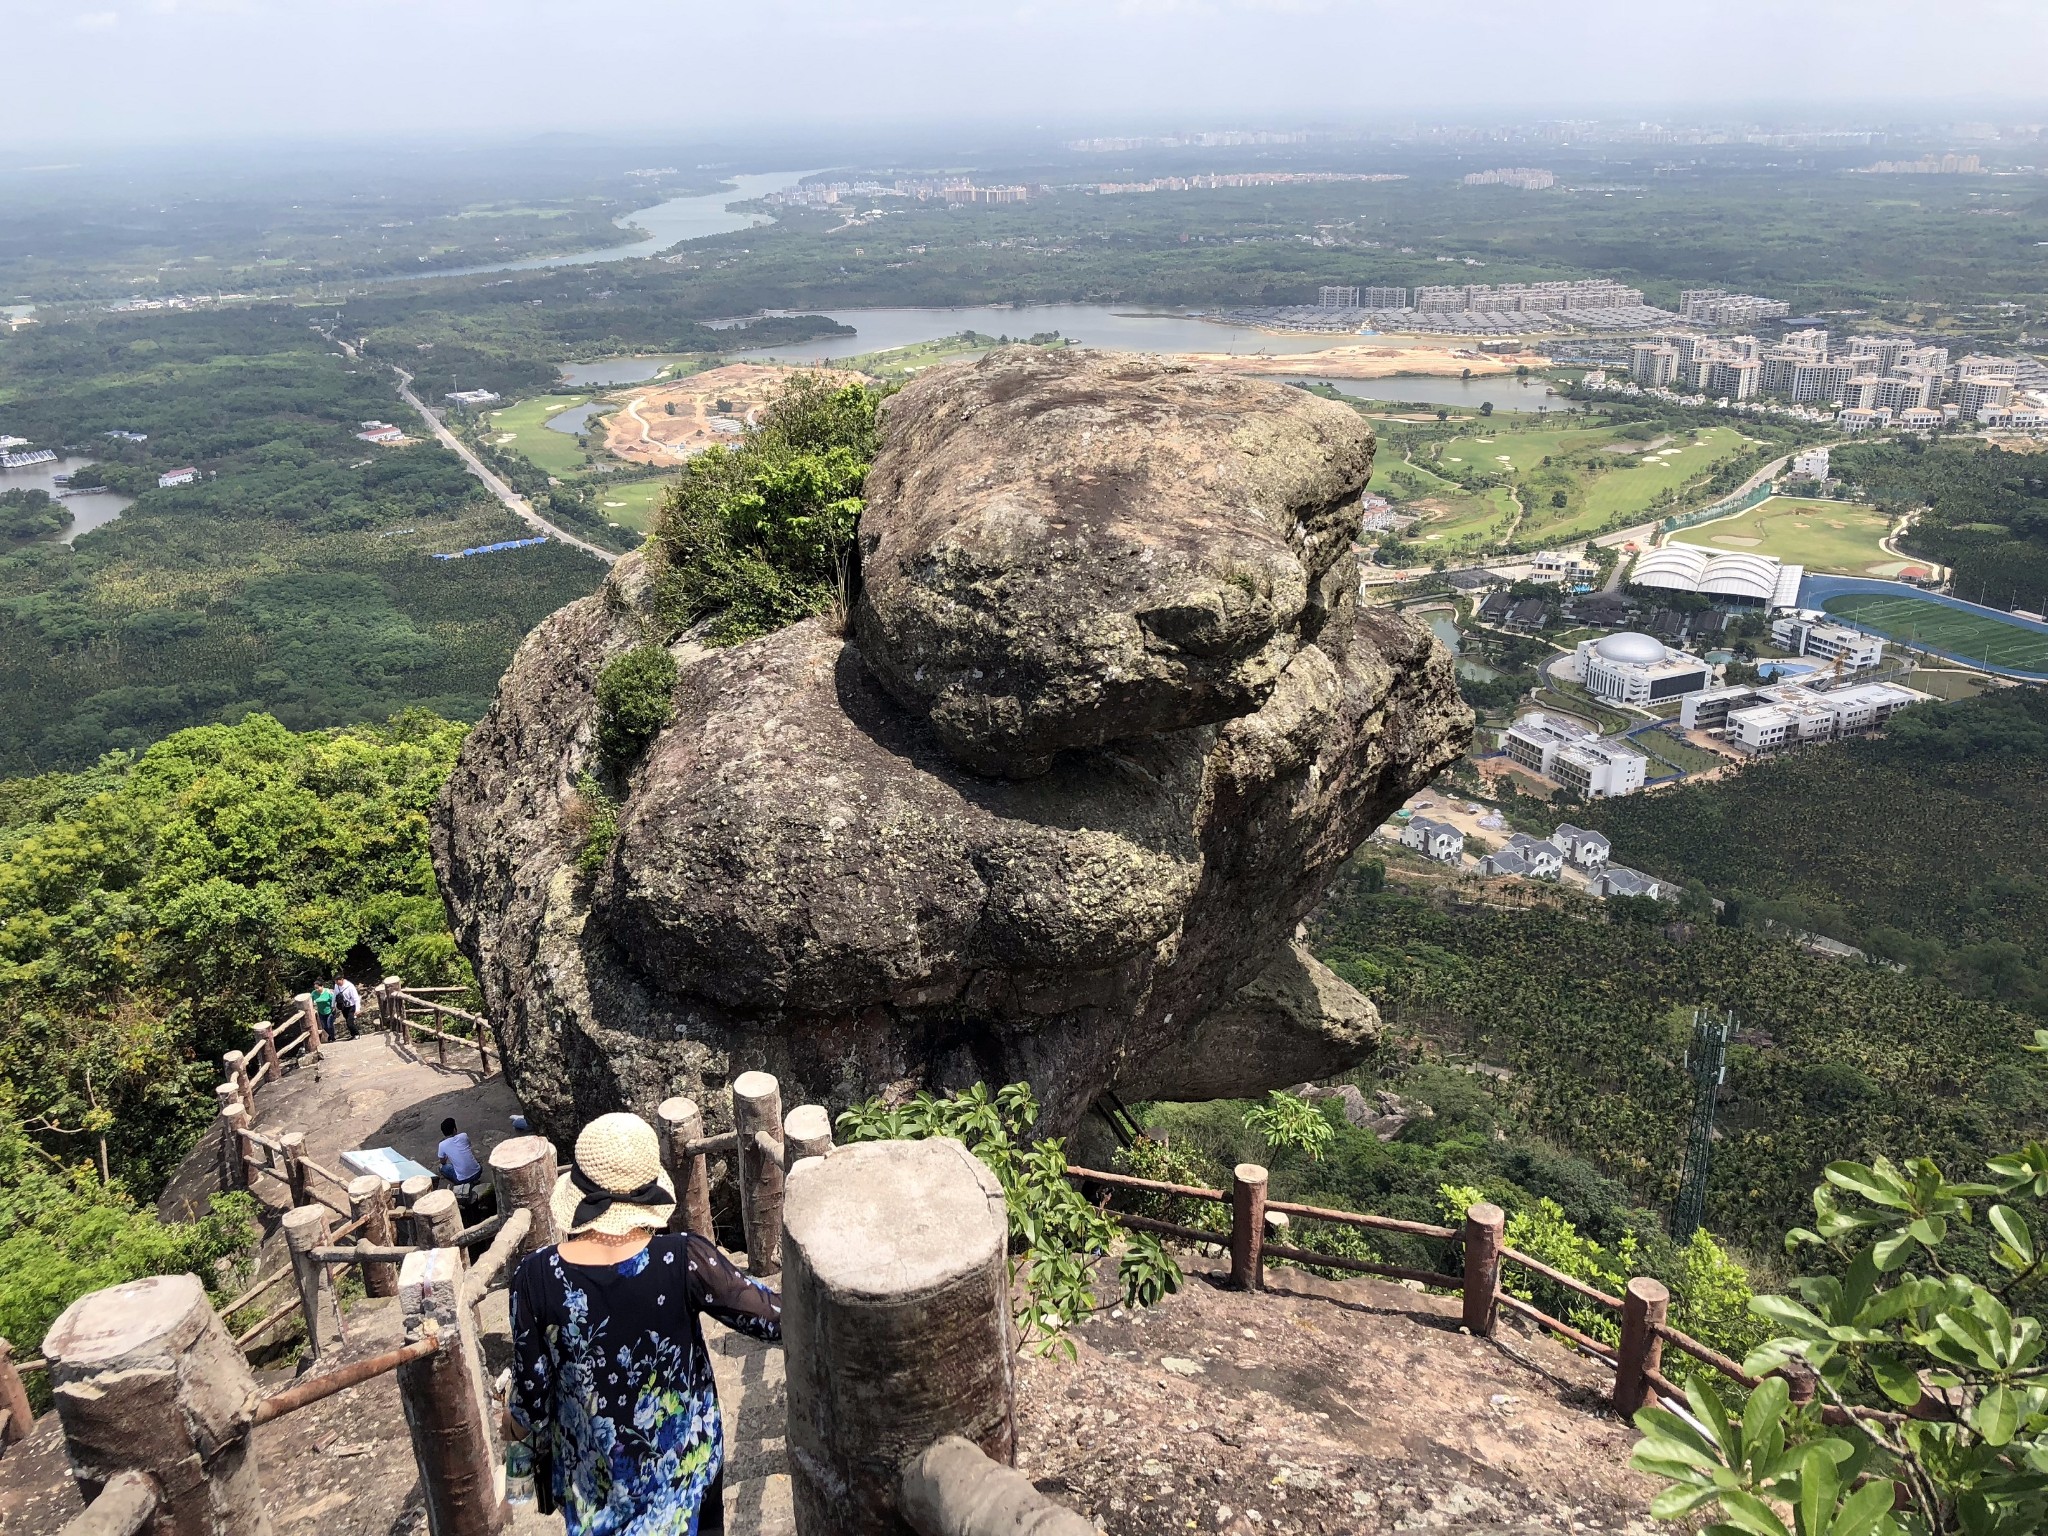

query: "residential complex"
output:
1462 167 1556 189
1549 825 1612 870
1625 327 2026 422
1500 712 1649 799
1574 631 1714 706
1679 290 1792 327
1414 279 1642 313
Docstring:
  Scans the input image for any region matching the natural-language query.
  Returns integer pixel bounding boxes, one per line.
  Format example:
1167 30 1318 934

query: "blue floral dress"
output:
508 1234 782 1535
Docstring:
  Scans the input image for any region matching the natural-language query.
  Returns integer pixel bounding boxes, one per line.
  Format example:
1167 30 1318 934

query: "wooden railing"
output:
1067 1160 1764 1417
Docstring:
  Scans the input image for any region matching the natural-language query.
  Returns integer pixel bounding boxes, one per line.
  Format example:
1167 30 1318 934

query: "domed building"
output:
1575 630 1713 706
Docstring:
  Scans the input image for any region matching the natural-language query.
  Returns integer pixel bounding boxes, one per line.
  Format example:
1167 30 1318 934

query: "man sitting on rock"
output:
438 1116 488 1222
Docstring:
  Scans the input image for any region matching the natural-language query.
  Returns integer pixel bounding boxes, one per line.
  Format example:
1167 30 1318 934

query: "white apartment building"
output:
1575 632 1715 705
1500 712 1650 799
1400 815 1465 864
1839 407 1891 432
1703 358 1761 400
1319 286 1360 307
1790 446 1830 480
1898 407 1944 432
1530 547 1598 584
1630 342 1680 387
1361 286 1408 308
1681 677 1926 748
1961 378 2015 418
1875 374 1937 413
1771 611 1886 669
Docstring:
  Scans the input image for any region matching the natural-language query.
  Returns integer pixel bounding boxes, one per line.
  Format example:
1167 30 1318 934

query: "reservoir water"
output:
0 457 134 547
546 403 606 435
1423 609 1501 682
414 171 815 282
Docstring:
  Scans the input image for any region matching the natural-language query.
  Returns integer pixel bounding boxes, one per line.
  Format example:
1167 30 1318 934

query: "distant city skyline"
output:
4 1 2047 148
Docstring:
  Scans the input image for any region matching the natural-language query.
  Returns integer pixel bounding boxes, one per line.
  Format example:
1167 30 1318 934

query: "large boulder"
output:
432 349 1470 1149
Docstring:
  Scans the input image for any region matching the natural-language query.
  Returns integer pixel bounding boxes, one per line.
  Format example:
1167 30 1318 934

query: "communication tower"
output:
1672 1008 1734 1242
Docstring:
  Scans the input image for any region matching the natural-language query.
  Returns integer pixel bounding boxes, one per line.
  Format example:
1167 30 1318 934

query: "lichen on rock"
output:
432 347 1471 1146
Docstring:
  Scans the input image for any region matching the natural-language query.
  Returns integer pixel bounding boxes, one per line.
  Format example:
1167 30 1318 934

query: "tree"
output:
1552 490 1569 508
1481 401 1495 418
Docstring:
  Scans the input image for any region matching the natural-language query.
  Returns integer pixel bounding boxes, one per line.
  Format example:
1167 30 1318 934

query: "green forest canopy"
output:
1576 688 2048 1017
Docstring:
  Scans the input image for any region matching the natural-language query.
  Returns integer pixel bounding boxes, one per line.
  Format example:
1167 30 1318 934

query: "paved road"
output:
392 369 619 565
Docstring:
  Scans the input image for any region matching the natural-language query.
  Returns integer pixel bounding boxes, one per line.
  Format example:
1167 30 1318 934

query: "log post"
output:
733 1071 786 1277
782 1137 1013 1536
1229 1163 1268 1292
783 1104 834 1168
224 1051 255 1118
43 1273 267 1533
1461 1202 1505 1337
900 1437 1096 1536
657 1096 716 1239
218 1105 250 1194
413 1190 464 1264
349 1176 400 1299
397 1248 506 1536
399 1175 436 1243
214 1082 242 1124
253 1023 280 1085
1612 1276 1670 1416
294 993 321 1060
0 1337 32 1449
384 976 406 1043
486 1136 558 1261
373 981 391 1033
279 1132 309 1209
281 1205 340 1362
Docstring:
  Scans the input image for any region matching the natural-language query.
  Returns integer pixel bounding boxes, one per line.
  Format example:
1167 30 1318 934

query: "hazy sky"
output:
9 0 2047 147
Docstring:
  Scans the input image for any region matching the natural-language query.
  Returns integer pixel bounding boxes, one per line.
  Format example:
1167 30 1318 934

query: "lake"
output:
1423 608 1501 682
558 357 694 388
1 457 134 547
397 170 815 282
546 403 607 435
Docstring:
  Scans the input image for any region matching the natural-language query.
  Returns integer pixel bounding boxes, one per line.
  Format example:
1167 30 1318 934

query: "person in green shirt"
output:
312 984 336 1042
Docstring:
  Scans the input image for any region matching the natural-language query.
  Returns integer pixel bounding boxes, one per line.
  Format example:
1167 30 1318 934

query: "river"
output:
413 170 815 282
1423 608 1500 682
0 457 134 547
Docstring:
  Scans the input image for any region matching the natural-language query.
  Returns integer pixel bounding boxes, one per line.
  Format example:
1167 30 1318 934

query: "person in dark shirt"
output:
508 1112 780 1534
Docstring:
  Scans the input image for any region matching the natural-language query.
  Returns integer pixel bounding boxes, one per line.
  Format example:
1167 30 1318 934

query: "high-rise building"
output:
1961 378 2016 417
1360 286 1407 308
1319 286 1360 308
1780 328 1830 357
1788 361 1854 404
1630 342 1680 386
1703 358 1761 399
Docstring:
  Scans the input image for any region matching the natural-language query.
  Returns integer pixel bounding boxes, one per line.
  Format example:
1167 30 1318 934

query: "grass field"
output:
591 476 673 533
1822 592 2048 673
1574 425 1749 522
485 394 601 477
1675 496 1899 576
1632 728 1727 775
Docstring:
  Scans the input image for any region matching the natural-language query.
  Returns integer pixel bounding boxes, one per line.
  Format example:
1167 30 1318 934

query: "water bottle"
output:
505 1442 536 1506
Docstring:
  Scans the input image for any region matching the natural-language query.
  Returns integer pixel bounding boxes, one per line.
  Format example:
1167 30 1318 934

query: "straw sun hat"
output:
551 1112 676 1238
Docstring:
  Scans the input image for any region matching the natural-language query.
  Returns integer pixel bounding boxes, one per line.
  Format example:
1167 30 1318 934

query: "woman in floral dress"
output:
508 1112 782 1534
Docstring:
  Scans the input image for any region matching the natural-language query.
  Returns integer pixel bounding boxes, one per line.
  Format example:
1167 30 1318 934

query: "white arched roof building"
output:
1633 543 1802 607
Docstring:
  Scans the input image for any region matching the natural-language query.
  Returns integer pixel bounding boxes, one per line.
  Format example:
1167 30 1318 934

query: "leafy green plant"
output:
594 643 677 769
1628 1029 2048 1536
836 1082 1181 1354
569 771 619 873
1243 1091 1334 1164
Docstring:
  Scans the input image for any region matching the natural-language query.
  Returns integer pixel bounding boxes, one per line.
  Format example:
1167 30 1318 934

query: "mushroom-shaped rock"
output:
854 348 1377 777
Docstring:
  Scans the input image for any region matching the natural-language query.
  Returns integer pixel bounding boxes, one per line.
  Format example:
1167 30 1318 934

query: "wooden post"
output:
279 1132 309 1208
733 1071 786 1277
282 1205 340 1362
384 976 406 1044
1229 1163 1268 1292
783 1104 834 1168
214 1081 242 1123
487 1136 558 1261
349 1176 400 1299
0 1337 32 1449
658 1096 716 1239
43 1273 267 1534
253 1023 280 1085
434 1026 448 1070
224 1051 255 1118
397 1248 506 1536
295 993 321 1060
399 1175 435 1244
372 981 390 1033
1613 1276 1670 1416
413 1189 464 1263
218 1105 250 1194
1461 1203 1505 1337
900 1437 1095 1536
782 1138 1014 1536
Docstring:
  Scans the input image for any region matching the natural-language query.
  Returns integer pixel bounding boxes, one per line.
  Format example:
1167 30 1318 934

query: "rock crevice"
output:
433 349 1470 1142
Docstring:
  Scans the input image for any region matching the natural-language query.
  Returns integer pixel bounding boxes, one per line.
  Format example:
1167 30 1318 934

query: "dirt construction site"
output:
600 363 865 466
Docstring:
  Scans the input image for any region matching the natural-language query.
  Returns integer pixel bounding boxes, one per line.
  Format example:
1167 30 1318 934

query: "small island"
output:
0 487 74 542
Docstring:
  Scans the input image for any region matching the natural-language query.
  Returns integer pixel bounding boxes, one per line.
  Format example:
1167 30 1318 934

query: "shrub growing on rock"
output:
594 643 677 769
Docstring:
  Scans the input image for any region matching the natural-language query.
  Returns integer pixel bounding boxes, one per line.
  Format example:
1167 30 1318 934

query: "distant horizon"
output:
6 0 2047 147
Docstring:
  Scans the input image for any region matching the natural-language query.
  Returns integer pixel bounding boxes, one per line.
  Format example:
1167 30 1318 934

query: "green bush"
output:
650 375 888 645
594 644 677 770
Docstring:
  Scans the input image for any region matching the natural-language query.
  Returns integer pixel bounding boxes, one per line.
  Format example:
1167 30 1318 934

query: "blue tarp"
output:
432 535 550 561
